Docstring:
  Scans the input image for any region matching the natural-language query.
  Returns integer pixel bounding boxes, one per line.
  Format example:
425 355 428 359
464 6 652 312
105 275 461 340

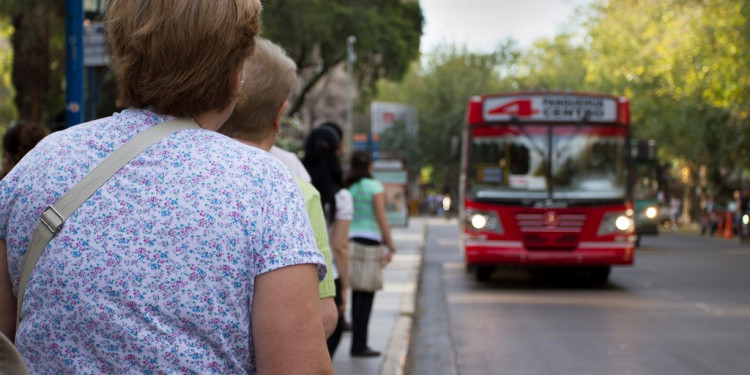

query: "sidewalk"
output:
332 217 425 375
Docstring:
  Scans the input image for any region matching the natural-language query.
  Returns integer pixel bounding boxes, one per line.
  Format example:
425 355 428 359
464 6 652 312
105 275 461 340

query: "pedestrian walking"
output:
0 1 333 374
345 151 396 357
670 196 681 230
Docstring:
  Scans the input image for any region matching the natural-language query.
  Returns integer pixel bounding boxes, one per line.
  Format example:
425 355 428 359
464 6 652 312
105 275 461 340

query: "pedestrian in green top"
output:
344 150 396 357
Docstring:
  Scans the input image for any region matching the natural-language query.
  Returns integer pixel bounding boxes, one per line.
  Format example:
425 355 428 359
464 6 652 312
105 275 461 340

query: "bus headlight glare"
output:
645 206 658 219
615 216 633 231
471 214 488 229
465 210 504 234
598 211 634 235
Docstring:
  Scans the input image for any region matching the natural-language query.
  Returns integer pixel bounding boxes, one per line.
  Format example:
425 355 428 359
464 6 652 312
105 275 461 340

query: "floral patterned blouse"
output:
0 108 325 374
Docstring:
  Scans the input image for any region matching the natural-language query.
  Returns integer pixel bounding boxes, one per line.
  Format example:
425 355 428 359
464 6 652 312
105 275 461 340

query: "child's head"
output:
220 37 298 145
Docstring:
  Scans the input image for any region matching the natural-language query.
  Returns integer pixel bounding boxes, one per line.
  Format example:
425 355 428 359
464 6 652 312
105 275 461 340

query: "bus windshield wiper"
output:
511 116 547 158
554 115 589 160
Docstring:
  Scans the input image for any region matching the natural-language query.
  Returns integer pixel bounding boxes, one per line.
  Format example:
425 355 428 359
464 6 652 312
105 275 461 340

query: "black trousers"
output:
326 278 344 357
351 289 376 352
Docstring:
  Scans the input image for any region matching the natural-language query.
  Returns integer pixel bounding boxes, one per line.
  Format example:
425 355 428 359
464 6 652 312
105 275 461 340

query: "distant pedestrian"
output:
345 150 396 357
670 196 681 230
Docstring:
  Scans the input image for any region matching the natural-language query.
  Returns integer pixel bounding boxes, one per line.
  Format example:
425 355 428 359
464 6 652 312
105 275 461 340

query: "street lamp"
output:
346 35 357 161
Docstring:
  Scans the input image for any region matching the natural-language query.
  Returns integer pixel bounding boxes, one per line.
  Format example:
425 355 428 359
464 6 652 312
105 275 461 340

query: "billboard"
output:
370 102 418 136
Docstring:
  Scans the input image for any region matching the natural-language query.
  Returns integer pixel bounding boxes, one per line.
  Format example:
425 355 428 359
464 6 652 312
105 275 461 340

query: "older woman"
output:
0 1 333 374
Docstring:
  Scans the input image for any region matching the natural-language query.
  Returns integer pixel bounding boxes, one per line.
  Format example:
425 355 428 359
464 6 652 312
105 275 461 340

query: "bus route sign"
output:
483 95 619 123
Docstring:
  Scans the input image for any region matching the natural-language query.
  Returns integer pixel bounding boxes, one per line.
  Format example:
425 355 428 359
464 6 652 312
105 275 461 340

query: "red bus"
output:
459 92 635 284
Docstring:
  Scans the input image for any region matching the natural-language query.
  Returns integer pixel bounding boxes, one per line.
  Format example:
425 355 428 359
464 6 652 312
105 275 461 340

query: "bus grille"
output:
515 213 587 232
516 213 587 251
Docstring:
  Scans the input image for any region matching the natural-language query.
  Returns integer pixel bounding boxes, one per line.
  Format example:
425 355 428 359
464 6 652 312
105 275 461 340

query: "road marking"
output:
446 293 750 318
722 249 750 255
695 302 725 316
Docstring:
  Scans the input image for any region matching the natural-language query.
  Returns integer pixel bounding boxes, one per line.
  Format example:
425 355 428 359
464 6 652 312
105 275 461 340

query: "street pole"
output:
346 35 357 162
65 0 85 127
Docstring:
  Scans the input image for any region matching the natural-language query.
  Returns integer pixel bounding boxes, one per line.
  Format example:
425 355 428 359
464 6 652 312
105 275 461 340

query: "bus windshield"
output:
467 124 629 204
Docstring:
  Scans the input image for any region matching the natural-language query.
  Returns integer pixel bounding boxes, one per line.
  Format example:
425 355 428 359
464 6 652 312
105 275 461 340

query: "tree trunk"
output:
11 2 50 126
681 167 699 226
288 56 345 117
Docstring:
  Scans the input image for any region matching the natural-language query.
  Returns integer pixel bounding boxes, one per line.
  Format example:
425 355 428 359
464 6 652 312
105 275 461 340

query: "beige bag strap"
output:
16 119 199 327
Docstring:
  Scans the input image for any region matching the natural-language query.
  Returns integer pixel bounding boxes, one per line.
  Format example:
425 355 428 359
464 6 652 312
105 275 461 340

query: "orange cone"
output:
724 212 733 239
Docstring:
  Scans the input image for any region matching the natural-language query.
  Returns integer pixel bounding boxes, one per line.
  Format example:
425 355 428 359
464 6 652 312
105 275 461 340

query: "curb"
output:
380 223 424 375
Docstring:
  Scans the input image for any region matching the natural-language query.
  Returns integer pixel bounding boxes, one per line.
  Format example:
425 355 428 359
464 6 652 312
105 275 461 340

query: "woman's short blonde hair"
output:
105 0 262 117
221 38 298 143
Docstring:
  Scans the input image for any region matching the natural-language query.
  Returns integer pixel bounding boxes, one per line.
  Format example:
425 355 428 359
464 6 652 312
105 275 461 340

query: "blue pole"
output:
65 0 84 127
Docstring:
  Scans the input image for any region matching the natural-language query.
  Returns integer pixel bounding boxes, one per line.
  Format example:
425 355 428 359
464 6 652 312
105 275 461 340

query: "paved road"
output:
407 222 750 375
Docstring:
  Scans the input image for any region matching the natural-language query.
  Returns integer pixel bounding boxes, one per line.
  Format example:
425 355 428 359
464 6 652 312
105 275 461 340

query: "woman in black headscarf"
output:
303 122 353 357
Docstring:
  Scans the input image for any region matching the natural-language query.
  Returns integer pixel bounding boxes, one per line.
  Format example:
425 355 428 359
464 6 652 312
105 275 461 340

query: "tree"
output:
0 19 17 128
0 0 65 127
514 32 588 92
584 0 750 219
376 42 520 193
262 0 423 116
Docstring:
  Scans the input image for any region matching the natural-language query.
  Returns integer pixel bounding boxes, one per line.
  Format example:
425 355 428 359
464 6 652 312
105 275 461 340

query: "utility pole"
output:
65 0 84 127
345 35 357 161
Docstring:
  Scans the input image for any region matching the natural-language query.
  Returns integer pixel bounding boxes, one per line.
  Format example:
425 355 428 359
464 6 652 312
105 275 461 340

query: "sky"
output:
419 0 594 53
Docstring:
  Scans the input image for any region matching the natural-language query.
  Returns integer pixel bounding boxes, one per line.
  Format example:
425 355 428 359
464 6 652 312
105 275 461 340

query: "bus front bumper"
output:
464 240 635 266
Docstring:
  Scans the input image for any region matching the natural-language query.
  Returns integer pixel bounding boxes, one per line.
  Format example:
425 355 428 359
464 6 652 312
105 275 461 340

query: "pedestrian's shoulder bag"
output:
349 239 384 292
1 119 198 375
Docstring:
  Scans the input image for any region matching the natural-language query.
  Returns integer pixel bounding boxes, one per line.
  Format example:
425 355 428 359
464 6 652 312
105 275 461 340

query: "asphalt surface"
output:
407 222 750 375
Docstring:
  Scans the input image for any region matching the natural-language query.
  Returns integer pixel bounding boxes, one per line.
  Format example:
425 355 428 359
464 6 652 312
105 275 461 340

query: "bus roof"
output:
466 91 630 126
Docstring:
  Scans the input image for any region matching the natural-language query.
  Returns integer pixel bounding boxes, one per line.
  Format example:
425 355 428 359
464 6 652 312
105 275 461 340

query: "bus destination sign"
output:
483 95 619 123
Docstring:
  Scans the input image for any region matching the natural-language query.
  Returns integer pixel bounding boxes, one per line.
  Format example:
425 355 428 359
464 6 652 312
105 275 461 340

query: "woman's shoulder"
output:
199 135 294 187
360 178 384 192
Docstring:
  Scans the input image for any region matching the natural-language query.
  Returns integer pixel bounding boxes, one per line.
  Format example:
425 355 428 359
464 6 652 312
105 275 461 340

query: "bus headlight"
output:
615 216 633 231
471 214 488 229
645 206 658 219
465 210 504 234
598 211 634 235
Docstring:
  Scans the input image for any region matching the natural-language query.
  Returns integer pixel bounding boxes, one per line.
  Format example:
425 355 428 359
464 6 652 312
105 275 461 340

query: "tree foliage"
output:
376 0 750 213
585 0 750 199
0 0 65 127
376 43 520 192
261 0 423 115
514 33 588 92
0 19 16 128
